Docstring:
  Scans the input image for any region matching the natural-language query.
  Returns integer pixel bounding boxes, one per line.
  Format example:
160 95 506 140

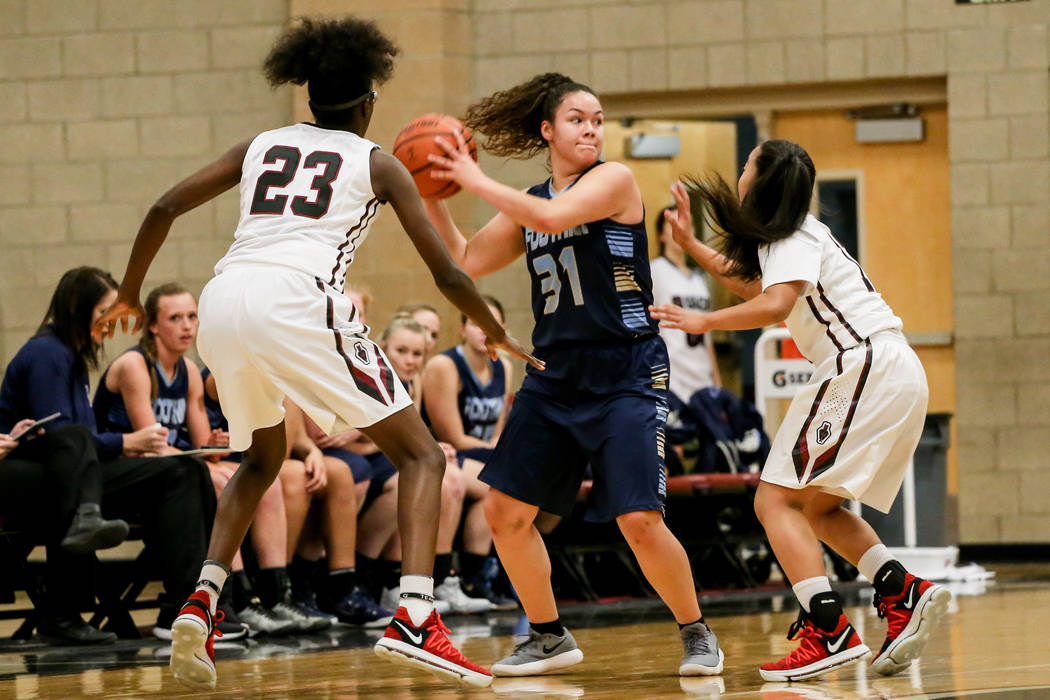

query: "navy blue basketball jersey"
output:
200 366 228 432
445 346 505 442
524 161 658 353
93 346 192 449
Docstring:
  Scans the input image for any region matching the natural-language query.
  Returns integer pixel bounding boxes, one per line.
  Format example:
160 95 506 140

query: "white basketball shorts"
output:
761 330 929 513
196 263 413 452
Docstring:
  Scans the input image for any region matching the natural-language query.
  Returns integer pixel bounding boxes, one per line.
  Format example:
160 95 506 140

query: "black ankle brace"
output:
399 591 434 603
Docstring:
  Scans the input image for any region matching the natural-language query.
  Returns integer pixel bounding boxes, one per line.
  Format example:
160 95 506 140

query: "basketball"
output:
392 113 477 200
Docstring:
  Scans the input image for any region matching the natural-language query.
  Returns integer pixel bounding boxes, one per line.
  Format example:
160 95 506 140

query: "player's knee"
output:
441 467 465 503
754 482 799 525
483 491 528 535
616 510 660 547
258 479 284 511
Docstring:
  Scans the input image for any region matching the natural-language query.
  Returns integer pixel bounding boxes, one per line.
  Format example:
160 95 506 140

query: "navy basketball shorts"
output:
321 446 372 484
362 451 398 509
456 446 493 467
480 336 670 522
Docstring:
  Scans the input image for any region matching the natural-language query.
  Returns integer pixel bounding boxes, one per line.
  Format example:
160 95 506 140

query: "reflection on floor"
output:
0 562 1047 699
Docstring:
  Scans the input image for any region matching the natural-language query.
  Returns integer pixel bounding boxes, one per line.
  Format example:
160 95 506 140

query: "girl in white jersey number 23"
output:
96 16 539 692
650 140 951 683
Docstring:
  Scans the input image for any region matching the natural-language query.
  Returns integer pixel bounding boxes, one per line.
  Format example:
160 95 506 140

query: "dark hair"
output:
263 16 398 122
686 139 815 281
465 72 597 159
37 267 118 372
140 282 193 400
460 294 504 325
654 204 676 258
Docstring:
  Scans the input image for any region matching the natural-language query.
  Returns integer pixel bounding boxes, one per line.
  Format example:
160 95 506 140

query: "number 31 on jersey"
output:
533 245 585 314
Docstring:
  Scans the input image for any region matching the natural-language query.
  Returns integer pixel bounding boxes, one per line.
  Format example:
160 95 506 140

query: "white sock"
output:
196 560 230 616
857 544 895 584
400 574 435 626
792 576 832 613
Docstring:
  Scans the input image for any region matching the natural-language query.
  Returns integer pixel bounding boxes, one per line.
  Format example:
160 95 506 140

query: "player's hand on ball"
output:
649 304 712 334
667 181 699 247
430 130 485 192
94 292 144 340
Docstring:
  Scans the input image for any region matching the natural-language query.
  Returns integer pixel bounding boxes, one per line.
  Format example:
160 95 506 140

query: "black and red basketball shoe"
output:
374 607 492 688
760 609 870 682
170 591 224 690
871 574 951 675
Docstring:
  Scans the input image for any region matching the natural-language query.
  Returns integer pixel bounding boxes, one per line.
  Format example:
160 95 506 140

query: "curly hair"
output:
263 16 399 115
464 73 596 159
685 139 816 281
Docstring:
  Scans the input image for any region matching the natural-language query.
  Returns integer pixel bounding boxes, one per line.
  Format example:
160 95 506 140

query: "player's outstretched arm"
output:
97 141 251 338
370 150 544 370
666 181 762 301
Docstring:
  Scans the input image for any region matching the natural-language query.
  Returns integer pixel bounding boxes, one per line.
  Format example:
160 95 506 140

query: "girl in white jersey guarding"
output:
650 140 950 683
97 16 538 691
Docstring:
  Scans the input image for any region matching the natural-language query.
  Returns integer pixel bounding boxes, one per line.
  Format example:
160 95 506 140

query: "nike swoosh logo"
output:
826 627 852 654
902 582 919 610
392 619 423 645
542 638 565 655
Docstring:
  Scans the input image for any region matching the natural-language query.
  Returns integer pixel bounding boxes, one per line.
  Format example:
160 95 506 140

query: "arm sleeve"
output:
759 229 821 294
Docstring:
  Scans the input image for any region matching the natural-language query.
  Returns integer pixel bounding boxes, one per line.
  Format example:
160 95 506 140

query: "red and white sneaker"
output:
374 607 493 688
871 574 951 675
760 611 870 682
170 591 223 690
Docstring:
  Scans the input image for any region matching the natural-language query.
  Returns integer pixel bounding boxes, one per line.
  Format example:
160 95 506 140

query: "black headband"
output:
309 90 377 112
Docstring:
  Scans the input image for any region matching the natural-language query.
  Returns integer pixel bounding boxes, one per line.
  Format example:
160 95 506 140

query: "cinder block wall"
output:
471 0 1050 544
0 0 290 362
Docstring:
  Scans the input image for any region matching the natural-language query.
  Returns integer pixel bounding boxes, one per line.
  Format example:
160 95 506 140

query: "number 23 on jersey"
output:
249 145 343 219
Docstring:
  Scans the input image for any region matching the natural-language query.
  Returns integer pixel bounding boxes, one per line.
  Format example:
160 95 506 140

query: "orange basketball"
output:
392 113 477 200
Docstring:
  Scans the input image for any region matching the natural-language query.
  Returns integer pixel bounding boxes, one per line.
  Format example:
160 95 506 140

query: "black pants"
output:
1 424 101 539
99 454 217 608
0 425 101 615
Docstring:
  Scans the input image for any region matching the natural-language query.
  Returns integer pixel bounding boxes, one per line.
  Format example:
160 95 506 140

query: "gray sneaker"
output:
237 602 296 637
491 628 584 677
270 600 332 633
680 622 724 676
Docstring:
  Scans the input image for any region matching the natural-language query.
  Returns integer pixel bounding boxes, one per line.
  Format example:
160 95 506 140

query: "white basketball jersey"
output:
759 214 902 366
650 255 717 400
215 123 382 289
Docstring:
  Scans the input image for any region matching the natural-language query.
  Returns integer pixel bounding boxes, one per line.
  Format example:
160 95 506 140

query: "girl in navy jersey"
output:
649 139 949 681
425 72 723 677
96 17 536 690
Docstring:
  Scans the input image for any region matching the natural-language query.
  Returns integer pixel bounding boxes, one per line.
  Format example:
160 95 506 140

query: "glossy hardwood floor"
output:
1 570 1047 699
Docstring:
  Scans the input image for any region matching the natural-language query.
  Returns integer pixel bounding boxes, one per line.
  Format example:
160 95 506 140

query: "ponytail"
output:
464 72 595 159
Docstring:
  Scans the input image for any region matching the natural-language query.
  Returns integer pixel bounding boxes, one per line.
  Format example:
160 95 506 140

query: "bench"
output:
546 472 767 601
0 525 162 642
